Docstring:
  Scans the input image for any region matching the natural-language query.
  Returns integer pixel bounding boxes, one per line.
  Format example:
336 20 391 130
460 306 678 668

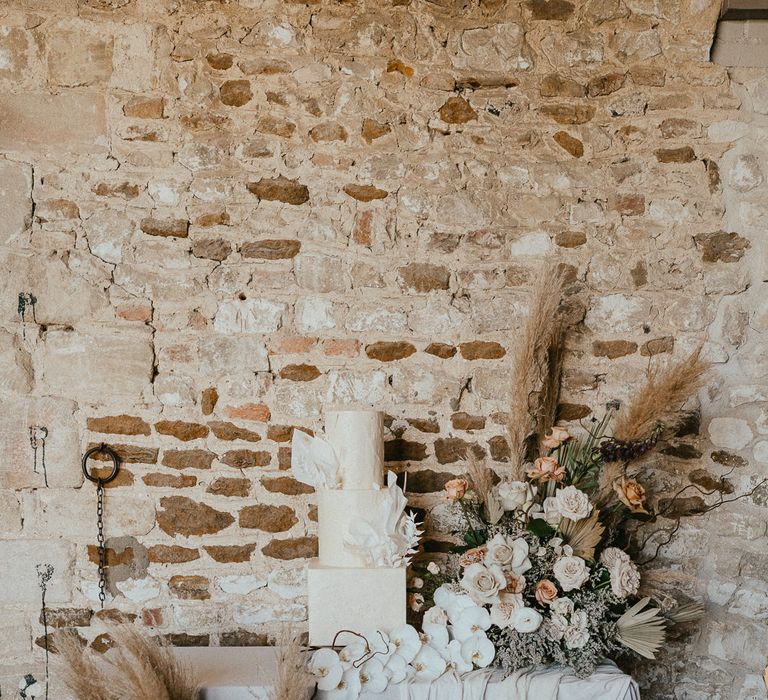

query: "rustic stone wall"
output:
0 0 767 697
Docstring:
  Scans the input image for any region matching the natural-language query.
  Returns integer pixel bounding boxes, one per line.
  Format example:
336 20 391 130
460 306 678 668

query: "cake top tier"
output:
325 409 384 489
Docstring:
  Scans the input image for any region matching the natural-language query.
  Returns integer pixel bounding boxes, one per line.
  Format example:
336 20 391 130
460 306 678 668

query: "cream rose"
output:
609 559 640 598
564 625 590 649
460 563 507 605
503 571 526 594
600 547 630 569
552 555 590 592
497 481 537 512
554 485 592 521
484 534 531 575
535 579 558 606
489 593 523 628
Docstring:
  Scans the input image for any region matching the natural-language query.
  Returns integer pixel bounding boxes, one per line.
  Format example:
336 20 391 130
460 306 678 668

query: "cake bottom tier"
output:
308 560 406 647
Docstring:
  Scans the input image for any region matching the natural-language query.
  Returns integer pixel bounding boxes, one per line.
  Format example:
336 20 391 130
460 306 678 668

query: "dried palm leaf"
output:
613 346 710 443
271 626 313 700
665 601 704 625
507 270 567 477
559 509 604 561
616 597 667 660
466 451 504 525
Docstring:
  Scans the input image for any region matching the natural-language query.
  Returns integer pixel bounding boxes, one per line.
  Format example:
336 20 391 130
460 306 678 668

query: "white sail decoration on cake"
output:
344 472 422 568
296 408 420 646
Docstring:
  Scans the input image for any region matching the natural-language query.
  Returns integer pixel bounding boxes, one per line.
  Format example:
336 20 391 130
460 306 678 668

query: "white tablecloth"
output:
176 647 639 700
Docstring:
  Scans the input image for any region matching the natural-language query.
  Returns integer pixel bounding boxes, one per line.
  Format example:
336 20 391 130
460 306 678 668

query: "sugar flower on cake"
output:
554 485 592 521
484 533 532 575
309 648 344 691
496 481 537 512
389 624 421 663
552 555 590 592
451 605 491 641
460 563 507 605
411 645 447 682
460 632 495 668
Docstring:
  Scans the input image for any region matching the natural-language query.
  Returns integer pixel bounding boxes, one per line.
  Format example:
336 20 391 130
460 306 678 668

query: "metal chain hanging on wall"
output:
81 444 120 608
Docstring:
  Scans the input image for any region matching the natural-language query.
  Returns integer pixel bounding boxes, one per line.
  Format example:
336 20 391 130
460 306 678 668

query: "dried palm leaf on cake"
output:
605 346 710 458
559 508 604 561
616 597 667 660
506 270 567 478
56 625 200 700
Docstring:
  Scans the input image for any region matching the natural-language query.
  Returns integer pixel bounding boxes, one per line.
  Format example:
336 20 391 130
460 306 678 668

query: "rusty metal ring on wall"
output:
82 444 121 485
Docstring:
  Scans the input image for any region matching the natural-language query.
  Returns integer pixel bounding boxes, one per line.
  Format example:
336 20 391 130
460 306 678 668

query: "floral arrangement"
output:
306 271 763 696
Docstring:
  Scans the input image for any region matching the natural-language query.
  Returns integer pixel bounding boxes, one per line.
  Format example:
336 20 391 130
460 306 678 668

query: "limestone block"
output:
295 253 347 293
346 305 407 333
707 417 753 450
46 24 113 86
213 298 286 334
454 23 532 71
0 491 21 534
584 294 652 333
0 91 107 155
233 602 306 625
0 540 75 604
198 336 269 377
0 612 30 661
0 160 32 246
267 567 305 599
0 396 80 489
40 327 154 403
0 330 32 393
295 296 344 332
325 370 387 405
25 489 156 539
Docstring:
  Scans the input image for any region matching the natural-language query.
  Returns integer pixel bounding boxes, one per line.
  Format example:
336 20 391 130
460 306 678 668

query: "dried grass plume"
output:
56 626 200 700
506 269 567 477
613 346 710 443
271 626 313 700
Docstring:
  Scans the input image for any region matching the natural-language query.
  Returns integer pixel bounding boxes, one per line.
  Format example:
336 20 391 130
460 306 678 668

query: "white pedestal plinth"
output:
307 560 406 647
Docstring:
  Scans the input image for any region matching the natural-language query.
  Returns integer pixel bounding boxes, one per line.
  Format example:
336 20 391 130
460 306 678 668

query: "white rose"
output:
564 625 590 649
534 496 562 527
570 610 588 629
489 593 524 628
511 607 543 634
484 534 531 575
600 547 630 569
497 481 537 512
552 555 590 592
546 615 566 641
551 597 574 616
554 485 592 521
609 559 640 598
460 563 507 605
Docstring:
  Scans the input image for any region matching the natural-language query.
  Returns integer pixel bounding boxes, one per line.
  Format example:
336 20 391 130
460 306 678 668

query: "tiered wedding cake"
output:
291 409 420 646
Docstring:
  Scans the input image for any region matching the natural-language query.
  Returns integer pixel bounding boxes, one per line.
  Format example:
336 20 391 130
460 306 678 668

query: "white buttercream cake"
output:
307 409 407 646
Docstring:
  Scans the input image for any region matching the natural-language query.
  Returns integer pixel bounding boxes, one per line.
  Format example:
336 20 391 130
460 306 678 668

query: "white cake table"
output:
176 648 640 700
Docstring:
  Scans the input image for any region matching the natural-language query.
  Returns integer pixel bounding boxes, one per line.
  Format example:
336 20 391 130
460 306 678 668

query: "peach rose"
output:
614 477 648 513
526 456 566 483
444 478 469 501
542 426 571 450
459 545 487 569
535 579 558 606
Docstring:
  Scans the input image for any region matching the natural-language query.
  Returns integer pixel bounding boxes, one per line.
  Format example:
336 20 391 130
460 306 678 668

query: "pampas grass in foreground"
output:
56 626 200 700
612 346 710 443
270 626 313 700
506 270 566 478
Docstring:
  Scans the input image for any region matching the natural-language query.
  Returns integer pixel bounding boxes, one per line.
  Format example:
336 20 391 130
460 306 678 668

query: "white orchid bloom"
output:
451 605 491 642
433 586 475 624
359 657 388 694
338 638 367 668
390 624 421 663
422 605 448 627
326 667 362 700
422 622 450 649
460 632 495 668
309 648 344 691
447 639 473 674
384 651 409 683
411 644 447 682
